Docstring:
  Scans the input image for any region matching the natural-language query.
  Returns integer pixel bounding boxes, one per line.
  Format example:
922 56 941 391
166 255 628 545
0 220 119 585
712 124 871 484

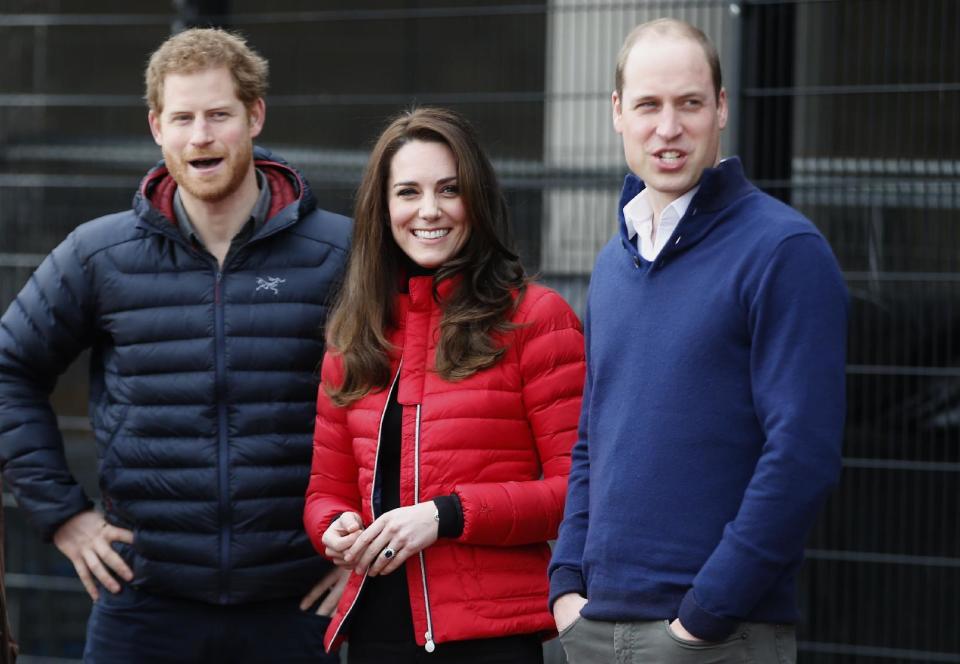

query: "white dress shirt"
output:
623 186 700 261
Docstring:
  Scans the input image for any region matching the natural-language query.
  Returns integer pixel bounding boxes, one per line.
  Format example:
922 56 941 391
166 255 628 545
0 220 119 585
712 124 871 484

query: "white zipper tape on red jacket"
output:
414 403 436 652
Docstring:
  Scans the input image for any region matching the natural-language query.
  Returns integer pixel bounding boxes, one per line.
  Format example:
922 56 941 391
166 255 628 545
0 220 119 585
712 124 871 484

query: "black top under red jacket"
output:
0 147 351 605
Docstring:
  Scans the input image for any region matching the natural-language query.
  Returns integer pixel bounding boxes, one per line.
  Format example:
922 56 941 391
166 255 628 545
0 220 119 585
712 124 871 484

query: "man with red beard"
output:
0 29 350 662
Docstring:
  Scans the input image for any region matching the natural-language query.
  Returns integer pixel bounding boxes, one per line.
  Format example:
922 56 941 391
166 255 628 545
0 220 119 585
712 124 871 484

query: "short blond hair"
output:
144 28 268 114
615 18 721 101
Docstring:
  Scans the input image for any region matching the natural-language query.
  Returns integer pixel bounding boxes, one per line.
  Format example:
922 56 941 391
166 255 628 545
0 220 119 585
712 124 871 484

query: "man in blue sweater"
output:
549 18 848 663
0 29 349 662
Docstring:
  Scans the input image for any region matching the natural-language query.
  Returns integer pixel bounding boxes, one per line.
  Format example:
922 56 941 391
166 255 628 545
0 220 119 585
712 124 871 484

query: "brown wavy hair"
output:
325 107 526 406
144 28 268 115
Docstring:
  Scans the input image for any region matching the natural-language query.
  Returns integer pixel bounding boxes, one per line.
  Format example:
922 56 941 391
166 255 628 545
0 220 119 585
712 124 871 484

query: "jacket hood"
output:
132 145 317 232
617 156 756 264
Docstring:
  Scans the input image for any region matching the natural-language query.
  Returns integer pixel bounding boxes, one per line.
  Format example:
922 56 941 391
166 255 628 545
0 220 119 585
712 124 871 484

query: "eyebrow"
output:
166 104 234 116
630 90 706 102
392 176 458 188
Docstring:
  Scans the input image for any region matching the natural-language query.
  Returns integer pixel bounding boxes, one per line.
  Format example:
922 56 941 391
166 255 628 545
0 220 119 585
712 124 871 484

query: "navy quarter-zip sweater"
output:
0 147 350 605
549 158 848 640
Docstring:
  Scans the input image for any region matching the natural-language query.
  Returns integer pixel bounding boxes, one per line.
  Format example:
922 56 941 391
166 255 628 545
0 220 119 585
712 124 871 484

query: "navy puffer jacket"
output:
0 147 350 604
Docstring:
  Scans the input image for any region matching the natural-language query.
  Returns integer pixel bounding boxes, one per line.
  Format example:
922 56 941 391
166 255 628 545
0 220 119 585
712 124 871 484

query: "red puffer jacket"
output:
304 277 585 652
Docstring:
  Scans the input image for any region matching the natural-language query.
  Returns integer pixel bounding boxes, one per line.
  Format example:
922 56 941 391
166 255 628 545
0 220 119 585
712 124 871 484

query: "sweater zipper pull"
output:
424 632 435 653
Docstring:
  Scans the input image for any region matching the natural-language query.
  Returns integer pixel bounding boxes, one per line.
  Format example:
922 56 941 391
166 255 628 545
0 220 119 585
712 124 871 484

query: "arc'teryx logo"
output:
255 276 286 295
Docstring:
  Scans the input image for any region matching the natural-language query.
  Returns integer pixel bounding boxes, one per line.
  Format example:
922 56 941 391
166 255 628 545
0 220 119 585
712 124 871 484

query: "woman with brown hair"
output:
303 107 585 663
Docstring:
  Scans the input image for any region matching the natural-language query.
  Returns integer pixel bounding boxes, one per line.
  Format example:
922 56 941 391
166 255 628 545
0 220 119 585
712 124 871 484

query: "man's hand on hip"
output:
52 510 134 601
553 592 588 632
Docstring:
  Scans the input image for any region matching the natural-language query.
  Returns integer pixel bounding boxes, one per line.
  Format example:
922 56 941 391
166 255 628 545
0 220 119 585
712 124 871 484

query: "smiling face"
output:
148 66 264 205
387 139 470 269
612 33 728 215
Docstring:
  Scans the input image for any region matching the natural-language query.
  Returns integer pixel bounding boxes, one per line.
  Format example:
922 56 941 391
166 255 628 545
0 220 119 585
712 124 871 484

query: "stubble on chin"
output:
164 146 253 204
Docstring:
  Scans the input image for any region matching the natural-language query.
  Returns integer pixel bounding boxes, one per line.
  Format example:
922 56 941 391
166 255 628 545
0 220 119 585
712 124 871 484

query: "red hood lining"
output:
141 160 301 226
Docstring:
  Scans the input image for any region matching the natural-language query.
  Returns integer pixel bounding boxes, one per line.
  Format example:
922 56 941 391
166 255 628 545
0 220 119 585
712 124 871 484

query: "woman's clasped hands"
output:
321 502 439 578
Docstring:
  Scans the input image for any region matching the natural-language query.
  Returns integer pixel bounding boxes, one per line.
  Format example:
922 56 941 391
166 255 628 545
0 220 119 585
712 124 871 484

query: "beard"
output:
164 140 254 203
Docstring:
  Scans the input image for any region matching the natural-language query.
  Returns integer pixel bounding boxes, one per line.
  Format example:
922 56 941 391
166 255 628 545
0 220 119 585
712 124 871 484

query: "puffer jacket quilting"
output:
304 277 585 650
0 147 351 605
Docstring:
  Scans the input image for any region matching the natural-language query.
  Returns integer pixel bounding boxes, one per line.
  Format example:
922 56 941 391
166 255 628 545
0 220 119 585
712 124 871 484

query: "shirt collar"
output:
173 168 271 245
623 185 700 240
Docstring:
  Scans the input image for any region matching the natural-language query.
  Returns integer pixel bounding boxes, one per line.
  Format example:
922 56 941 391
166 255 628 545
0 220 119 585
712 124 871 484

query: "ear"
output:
148 110 163 147
716 87 729 130
612 90 624 134
247 98 266 139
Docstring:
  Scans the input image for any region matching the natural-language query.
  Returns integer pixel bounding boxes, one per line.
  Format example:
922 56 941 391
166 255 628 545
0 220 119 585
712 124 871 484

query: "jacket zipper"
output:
149 227 231 601
209 224 293 602
213 268 230 603
327 362 402 647
414 403 437 652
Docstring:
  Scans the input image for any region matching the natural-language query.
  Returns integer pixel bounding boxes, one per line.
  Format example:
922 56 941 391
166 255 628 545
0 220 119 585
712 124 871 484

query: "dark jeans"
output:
84 584 339 664
348 634 544 664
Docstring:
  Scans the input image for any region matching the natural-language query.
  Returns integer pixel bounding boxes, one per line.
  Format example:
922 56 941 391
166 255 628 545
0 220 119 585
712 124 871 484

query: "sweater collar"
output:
617 157 755 263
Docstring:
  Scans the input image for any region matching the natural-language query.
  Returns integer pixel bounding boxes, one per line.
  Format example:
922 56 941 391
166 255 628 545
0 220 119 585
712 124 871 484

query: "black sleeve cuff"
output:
433 494 464 538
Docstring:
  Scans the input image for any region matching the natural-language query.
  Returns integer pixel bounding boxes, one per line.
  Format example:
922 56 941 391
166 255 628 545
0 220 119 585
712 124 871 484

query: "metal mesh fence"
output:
0 1 957 661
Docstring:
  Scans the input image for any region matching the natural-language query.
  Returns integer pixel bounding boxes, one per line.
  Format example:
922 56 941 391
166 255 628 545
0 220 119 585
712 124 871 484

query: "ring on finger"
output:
382 546 396 560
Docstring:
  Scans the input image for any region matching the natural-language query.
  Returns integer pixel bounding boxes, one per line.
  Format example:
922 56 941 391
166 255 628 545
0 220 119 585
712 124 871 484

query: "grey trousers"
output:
558 616 796 664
